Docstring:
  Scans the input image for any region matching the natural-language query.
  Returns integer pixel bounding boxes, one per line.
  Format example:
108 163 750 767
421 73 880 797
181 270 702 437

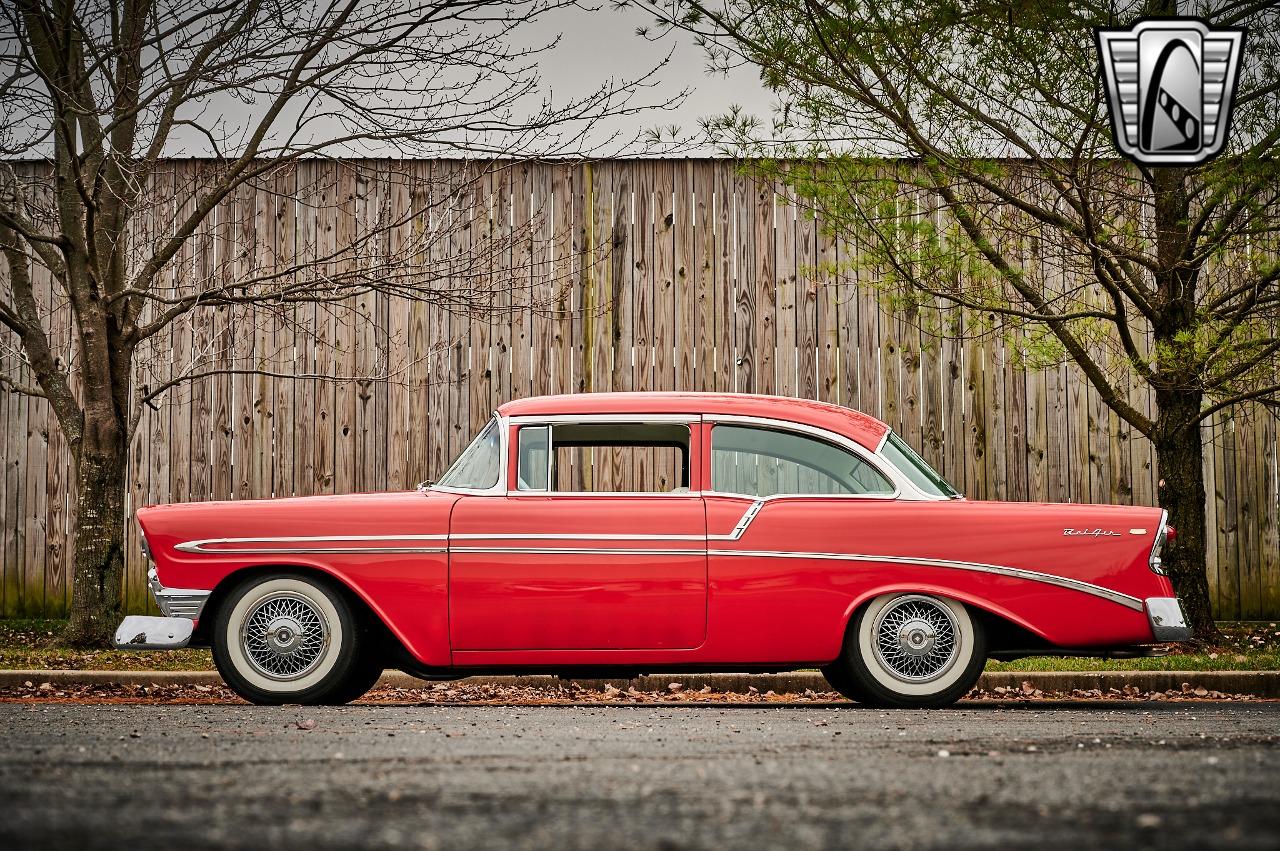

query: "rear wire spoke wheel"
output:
825 593 986 708
212 573 371 705
871 595 960 684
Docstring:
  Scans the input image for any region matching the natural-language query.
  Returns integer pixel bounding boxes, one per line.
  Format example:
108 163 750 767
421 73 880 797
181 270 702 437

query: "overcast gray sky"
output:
0 2 776 159
522 4 775 153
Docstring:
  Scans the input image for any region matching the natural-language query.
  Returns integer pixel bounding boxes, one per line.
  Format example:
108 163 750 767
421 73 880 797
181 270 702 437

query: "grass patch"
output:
0 619 213 671
985 653 1279 673
1 619 1277 673
987 622 1280 672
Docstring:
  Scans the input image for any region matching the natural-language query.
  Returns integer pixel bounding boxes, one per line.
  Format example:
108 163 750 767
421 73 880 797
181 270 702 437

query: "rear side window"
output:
711 425 893 498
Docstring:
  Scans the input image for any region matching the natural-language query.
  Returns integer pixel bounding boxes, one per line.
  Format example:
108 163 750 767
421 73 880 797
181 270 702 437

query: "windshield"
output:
881 432 960 498
436 417 502 490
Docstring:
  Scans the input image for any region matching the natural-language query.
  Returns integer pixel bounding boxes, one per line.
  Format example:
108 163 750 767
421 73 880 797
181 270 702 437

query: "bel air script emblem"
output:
1063 528 1122 538
1095 18 1246 166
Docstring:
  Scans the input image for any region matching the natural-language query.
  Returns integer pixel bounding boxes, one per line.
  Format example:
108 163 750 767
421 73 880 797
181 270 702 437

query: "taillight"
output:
1149 513 1169 575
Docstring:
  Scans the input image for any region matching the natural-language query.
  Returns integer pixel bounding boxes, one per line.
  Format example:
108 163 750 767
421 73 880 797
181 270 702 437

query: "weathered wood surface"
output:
0 159 1276 618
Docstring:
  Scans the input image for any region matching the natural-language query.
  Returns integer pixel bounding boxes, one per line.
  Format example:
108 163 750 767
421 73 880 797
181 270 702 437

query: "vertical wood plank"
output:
313 165 338 493
233 180 260 502
816 212 840 406
386 162 412 489
775 187 797 398
1045 365 1069 502
551 162 577 398
531 162 555 399
510 161 533 405
331 163 358 493
692 160 717 393
427 161 454 480
406 161 433 485
1258 405 1279 618
714 160 734 393
1216 415 1240 620
734 167 756 393
652 161 677 489
675 160 697 393
448 161 474 464
797 202 819 402
22 227 49 613
630 161 657 491
271 164 298 497
754 176 776 397
1239 409 1262 619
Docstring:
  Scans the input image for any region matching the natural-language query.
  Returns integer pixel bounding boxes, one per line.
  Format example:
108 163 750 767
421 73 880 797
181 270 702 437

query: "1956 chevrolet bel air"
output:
116 392 1190 707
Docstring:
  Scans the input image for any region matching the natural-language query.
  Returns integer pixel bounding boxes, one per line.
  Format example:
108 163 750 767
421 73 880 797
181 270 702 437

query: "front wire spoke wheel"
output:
239 591 332 681
213 574 366 705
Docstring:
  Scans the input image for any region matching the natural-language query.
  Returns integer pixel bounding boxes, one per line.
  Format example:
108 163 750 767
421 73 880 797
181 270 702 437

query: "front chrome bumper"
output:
1146 597 1192 642
114 568 212 651
114 615 194 649
147 566 211 620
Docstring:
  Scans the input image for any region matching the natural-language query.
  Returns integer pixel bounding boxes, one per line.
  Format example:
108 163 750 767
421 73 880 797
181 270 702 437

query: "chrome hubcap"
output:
898 618 938 656
872 596 960 683
240 592 330 680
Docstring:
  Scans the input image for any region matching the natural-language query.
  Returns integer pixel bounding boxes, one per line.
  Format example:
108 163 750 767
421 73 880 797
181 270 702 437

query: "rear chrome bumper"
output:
1146 597 1192 642
113 615 194 649
148 566 211 620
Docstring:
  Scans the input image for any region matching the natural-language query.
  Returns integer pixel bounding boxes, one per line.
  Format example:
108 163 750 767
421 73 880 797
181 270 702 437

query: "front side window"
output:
516 422 691 493
437 417 502 490
880 432 960 498
711 424 894 498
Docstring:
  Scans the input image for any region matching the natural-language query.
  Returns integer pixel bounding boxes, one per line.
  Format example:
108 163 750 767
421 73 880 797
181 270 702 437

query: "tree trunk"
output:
1153 389 1220 644
62 413 129 648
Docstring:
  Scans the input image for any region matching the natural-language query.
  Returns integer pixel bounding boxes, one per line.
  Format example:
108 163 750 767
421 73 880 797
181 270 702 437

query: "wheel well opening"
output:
844 592 1049 656
192 565 406 664
972 609 1051 655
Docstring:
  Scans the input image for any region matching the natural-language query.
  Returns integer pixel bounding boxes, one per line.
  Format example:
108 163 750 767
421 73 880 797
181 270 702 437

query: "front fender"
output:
201 559 449 667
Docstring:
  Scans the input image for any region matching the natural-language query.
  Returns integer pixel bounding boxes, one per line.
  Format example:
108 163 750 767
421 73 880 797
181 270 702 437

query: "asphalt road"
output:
1 702 1278 851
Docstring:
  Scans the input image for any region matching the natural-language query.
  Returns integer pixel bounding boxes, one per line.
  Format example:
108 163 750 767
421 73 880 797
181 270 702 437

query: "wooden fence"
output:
1 159 1276 618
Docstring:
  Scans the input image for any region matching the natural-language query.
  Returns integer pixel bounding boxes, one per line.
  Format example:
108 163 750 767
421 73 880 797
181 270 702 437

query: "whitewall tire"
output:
212 573 370 705
824 593 986 708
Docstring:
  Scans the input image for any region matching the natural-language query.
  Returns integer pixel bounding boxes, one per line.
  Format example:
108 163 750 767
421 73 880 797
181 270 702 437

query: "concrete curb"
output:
1 669 1277 697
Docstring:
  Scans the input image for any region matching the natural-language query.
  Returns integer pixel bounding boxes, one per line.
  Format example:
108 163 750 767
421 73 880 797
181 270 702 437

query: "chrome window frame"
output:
703 414 940 502
505 414 701 498
431 410 946 501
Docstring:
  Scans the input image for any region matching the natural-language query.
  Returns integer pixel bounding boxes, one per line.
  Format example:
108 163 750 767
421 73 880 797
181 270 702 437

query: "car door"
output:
448 417 707 653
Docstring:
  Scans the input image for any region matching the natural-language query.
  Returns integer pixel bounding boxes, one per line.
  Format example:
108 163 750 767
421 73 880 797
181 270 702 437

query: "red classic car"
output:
116 392 1189 707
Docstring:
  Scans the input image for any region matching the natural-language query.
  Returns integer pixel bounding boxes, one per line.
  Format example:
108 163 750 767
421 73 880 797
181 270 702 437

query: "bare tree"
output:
0 0 675 645
630 0 1280 640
